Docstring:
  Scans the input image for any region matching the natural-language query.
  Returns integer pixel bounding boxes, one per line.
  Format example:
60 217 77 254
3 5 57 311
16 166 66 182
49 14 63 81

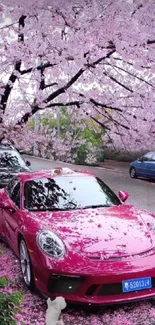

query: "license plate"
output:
122 277 152 293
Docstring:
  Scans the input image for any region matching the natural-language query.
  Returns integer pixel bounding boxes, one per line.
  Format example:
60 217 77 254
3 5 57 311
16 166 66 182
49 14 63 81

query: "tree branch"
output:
46 68 85 104
102 71 133 93
87 49 115 68
19 49 115 124
0 21 18 30
103 62 155 88
44 82 58 89
90 98 123 112
18 100 82 125
44 50 115 104
0 15 26 118
85 112 110 130
45 100 81 108
20 62 56 75
147 39 155 45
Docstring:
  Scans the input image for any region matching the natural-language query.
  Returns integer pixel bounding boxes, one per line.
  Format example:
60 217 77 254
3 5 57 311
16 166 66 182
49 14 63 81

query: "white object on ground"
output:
45 296 67 325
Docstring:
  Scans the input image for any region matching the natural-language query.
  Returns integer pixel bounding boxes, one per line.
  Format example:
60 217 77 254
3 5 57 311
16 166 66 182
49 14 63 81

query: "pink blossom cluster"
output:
0 0 155 152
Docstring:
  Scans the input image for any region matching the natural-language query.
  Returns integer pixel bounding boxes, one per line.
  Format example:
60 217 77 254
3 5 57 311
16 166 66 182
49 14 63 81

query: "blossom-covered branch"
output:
0 0 155 152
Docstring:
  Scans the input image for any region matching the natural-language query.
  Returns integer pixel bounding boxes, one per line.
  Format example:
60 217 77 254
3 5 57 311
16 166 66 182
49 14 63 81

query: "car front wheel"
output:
19 239 35 290
130 167 137 178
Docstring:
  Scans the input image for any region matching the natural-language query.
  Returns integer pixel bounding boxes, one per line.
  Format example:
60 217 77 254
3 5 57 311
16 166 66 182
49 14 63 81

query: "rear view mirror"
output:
118 190 129 202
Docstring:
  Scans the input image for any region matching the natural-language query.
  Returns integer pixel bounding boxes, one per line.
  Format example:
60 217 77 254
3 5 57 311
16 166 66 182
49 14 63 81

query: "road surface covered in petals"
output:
1 156 155 324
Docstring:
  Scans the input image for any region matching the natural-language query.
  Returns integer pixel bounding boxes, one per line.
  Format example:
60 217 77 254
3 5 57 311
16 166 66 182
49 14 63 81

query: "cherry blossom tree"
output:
0 0 155 153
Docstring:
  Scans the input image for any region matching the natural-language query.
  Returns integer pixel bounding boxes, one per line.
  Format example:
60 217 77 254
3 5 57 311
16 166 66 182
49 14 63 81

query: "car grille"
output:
86 278 155 296
47 274 83 295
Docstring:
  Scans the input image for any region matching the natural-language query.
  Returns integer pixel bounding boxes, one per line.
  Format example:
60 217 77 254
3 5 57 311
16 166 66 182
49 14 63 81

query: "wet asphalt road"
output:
24 155 155 214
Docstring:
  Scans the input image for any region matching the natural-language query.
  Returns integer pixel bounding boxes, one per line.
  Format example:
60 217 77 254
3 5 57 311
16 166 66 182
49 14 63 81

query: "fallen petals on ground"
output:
1 242 155 325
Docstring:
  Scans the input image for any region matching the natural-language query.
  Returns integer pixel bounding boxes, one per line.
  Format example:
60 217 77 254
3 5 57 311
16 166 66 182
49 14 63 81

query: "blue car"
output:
129 152 155 180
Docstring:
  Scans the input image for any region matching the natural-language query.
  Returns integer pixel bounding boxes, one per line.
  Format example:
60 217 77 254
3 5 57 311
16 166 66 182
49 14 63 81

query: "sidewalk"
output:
98 159 130 172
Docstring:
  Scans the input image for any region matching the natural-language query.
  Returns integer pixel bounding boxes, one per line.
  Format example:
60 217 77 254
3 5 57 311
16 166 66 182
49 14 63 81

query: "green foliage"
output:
29 107 104 164
0 276 23 325
0 277 10 288
75 144 88 165
75 122 104 165
0 246 23 324
38 107 69 135
81 124 102 146
0 291 23 325
40 115 57 129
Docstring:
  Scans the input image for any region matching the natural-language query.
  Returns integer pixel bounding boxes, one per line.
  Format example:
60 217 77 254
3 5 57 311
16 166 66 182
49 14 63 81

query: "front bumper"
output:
46 273 155 305
32 251 155 305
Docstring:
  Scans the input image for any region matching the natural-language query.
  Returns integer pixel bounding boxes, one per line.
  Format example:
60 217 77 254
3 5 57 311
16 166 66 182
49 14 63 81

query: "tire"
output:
130 167 137 179
19 239 35 290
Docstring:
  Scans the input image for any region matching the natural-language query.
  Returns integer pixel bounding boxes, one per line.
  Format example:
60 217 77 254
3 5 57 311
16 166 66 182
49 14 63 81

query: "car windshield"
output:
24 176 120 211
0 150 26 168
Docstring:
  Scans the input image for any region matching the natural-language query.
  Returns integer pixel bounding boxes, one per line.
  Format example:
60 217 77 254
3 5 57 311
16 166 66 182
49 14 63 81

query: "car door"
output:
3 178 21 251
149 153 155 178
137 152 154 177
0 178 16 237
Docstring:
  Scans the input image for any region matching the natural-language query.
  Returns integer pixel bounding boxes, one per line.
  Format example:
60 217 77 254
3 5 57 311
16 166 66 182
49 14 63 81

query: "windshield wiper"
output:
83 204 111 209
29 207 66 212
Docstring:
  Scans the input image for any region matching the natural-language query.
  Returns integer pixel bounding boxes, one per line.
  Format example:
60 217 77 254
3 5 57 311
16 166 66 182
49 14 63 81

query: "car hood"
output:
31 205 154 260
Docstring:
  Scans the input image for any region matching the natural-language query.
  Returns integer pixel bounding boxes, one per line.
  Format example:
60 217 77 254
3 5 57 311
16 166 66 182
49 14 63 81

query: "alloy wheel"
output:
130 167 137 178
19 240 32 287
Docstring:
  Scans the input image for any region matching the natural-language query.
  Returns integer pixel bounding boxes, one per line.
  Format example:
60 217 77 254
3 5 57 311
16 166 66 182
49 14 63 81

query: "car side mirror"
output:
118 190 129 202
18 149 25 154
0 197 16 212
140 156 145 162
138 157 144 162
26 160 31 167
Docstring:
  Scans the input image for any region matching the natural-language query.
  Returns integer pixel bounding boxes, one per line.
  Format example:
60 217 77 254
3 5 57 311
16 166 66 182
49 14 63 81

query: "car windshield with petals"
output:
0 150 26 169
24 176 120 211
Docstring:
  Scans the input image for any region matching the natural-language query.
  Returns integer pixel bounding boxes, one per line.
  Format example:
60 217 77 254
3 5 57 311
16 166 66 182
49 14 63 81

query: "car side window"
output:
7 178 21 208
12 184 20 208
152 154 155 162
6 178 17 197
7 178 18 197
142 153 154 161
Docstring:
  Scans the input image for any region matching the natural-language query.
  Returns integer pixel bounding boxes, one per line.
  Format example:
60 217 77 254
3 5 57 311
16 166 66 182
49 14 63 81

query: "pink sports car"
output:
0 167 155 305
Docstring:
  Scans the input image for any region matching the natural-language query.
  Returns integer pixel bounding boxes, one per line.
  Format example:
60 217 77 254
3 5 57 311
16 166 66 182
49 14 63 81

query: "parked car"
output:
0 140 14 150
0 142 31 188
129 151 155 180
0 167 155 305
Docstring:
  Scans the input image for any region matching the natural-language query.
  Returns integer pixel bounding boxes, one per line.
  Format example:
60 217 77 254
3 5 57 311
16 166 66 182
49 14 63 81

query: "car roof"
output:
0 148 16 152
17 167 95 182
145 151 155 155
0 143 14 150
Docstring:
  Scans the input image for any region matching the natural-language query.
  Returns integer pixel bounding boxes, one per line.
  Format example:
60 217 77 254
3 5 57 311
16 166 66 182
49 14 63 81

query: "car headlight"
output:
37 230 65 258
